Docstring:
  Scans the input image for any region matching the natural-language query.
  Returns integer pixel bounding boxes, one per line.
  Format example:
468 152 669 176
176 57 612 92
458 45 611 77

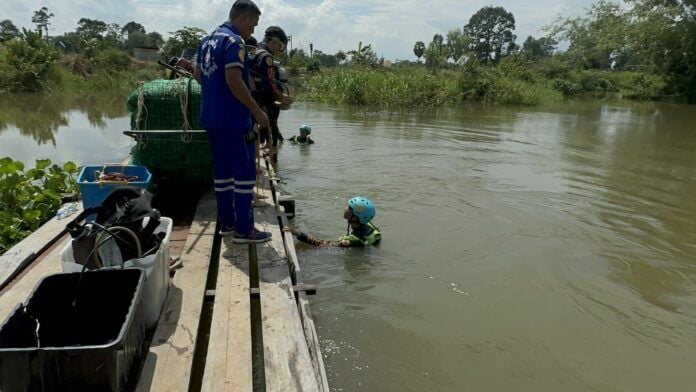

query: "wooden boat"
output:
0 160 328 391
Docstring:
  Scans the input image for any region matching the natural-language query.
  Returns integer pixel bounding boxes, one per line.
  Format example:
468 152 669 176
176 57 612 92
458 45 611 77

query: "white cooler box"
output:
60 217 172 329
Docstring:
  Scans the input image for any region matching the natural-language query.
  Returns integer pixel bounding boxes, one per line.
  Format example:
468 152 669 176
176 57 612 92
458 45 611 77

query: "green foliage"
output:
335 50 347 64
311 50 339 68
547 0 694 100
413 41 425 62
93 48 131 71
303 66 459 111
31 7 54 40
0 19 20 42
445 28 471 63
162 26 206 59
0 29 60 92
520 36 557 59
465 6 517 63
456 61 562 105
76 18 108 41
122 21 145 36
424 40 446 73
346 42 377 66
0 157 79 255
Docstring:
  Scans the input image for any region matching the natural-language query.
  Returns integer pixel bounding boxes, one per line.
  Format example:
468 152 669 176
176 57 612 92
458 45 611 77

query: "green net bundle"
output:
126 78 213 187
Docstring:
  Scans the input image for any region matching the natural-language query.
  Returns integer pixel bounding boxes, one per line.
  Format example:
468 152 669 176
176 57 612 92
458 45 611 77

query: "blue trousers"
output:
206 128 256 235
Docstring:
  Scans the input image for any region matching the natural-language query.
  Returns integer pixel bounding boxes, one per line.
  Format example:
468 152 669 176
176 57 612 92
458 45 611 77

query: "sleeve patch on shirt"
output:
265 56 274 66
238 48 245 62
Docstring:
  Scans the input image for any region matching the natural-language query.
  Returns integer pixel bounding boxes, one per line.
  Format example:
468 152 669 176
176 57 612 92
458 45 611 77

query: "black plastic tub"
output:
0 269 146 392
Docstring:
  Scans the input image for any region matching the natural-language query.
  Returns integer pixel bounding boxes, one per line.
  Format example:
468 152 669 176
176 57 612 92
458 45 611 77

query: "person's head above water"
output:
345 196 376 225
299 124 311 136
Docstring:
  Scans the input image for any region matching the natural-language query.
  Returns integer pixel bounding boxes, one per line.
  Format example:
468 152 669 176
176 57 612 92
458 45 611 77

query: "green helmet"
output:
348 196 376 224
299 124 312 134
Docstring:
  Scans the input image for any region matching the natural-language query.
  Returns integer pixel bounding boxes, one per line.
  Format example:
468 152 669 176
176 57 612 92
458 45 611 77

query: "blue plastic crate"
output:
78 165 152 213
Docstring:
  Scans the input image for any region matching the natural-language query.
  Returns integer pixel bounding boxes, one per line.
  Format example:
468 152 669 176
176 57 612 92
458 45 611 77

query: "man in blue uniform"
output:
194 0 272 243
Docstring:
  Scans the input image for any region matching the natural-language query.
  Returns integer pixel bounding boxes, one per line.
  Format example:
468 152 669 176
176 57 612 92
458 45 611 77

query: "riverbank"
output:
0 39 161 96
298 60 667 111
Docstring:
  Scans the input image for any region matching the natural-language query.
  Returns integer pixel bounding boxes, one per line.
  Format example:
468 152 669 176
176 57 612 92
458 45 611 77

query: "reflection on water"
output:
0 93 131 165
275 101 696 391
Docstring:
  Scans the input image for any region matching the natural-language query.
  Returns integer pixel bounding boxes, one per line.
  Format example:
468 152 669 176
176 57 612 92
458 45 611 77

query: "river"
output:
1 94 695 391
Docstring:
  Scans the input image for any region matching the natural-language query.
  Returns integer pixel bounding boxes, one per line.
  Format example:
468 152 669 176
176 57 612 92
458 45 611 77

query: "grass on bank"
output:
300 57 667 111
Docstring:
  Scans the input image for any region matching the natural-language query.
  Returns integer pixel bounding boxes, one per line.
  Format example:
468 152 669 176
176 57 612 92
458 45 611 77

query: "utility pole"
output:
288 35 293 54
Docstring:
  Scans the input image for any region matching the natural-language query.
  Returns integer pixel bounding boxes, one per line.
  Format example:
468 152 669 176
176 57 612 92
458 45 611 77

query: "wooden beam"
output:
266 158 329 392
249 284 316 297
201 239 252 391
255 180 320 392
135 191 217 392
0 204 82 291
277 202 330 392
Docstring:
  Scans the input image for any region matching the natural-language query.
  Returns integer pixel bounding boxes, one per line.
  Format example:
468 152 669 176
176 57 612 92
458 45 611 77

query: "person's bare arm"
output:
194 67 201 83
226 68 269 129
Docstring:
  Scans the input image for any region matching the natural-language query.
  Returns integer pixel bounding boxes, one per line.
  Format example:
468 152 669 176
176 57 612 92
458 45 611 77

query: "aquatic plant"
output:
0 157 79 254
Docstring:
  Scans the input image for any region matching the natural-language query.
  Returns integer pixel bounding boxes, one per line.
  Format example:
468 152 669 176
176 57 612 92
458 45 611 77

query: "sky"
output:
1 0 596 60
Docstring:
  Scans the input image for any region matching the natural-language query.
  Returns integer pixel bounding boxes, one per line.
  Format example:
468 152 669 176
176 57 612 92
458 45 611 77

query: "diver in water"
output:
288 124 315 144
289 197 381 247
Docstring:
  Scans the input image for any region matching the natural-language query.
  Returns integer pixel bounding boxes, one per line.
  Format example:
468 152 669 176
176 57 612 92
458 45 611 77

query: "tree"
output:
53 32 83 52
31 7 54 41
146 32 164 48
126 31 148 51
424 40 447 73
0 19 20 42
347 41 377 65
445 28 471 63
76 18 108 40
162 26 206 59
520 35 557 59
464 6 517 63
313 50 339 67
121 21 146 37
336 50 347 65
1 28 59 92
103 23 123 49
432 34 444 52
413 41 425 62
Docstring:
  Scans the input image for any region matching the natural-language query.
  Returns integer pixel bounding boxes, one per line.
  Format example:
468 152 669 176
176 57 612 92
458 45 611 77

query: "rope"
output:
135 83 147 131
179 78 193 143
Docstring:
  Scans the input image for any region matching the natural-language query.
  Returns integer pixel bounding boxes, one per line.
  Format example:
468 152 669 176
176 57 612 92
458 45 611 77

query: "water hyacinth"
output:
0 157 79 254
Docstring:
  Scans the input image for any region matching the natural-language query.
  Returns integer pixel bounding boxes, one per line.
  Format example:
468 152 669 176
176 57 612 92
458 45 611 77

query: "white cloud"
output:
1 0 593 60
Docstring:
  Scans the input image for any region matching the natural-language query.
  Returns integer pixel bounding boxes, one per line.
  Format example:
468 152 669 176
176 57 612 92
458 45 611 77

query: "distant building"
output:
134 47 161 62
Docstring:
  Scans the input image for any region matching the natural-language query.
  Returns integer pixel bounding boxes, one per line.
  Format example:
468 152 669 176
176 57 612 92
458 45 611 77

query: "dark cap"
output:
264 26 288 45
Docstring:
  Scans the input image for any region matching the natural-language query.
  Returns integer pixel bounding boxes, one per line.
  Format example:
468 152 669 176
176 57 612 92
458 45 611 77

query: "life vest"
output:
248 47 272 87
339 223 381 246
289 135 313 144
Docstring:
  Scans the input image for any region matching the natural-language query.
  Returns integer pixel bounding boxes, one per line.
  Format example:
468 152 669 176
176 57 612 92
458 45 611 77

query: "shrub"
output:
93 49 132 72
0 30 59 92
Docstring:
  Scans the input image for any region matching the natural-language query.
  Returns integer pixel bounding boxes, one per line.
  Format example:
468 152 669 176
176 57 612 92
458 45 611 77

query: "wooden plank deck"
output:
255 180 320 392
268 167 330 392
201 239 252 391
0 167 327 392
136 191 217 392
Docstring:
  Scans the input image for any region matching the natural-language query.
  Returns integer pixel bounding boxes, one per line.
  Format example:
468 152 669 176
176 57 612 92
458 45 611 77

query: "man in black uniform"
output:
250 26 293 156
